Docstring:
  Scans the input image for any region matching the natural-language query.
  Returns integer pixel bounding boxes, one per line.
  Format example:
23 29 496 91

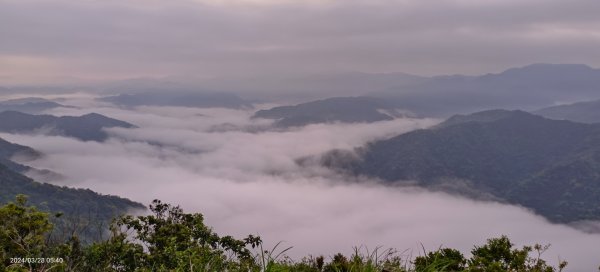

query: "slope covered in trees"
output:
0 162 145 242
0 136 40 172
323 110 600 223
0 135 144 243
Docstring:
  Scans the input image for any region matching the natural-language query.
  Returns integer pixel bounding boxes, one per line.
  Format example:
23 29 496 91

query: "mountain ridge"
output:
0 111 135 141
0 97 73 114
372 63 600 117
253 96 411 127
534 99 600 124
100 91 253 109
322 109 600 223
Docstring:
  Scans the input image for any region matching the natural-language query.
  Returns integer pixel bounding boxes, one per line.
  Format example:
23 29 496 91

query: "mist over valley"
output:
0 93 598 270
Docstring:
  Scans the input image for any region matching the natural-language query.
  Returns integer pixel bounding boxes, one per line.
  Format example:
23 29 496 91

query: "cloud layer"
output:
1 100 599 270
1 0 600 84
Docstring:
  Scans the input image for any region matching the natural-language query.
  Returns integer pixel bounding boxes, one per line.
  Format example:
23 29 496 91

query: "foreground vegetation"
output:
0 163 145 243
0 195 573 271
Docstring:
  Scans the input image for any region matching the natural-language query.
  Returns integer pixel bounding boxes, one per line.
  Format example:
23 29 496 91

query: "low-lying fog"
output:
3 97 600 271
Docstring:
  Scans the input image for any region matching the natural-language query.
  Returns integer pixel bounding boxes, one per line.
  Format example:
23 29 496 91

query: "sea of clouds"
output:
2 96 600 271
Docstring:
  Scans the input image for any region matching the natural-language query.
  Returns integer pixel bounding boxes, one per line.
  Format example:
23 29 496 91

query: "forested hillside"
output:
0 136 144 243
323 110 600 222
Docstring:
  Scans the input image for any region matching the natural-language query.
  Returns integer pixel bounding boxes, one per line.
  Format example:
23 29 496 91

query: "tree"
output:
0 197 575 272
86 199 262 271
414 248 466 271
468 236 566 272
0 195 54 271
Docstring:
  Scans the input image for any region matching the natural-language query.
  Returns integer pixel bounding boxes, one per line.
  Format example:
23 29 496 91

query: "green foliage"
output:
51 199 259 272
467 236 565 272
0 195 54 271
0 197 577 272
0 163 144 244
414 248 466 271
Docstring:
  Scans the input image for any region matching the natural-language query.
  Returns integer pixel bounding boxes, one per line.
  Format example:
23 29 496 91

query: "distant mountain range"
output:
191 71 427 102
0 97 73 114
6 63 600 118
0 111 135 141
160 63 600 117
534 99 600 124
100 92 253 109
373 63 600 117
253 97 410 127
321 109 600 223
225 63 600 119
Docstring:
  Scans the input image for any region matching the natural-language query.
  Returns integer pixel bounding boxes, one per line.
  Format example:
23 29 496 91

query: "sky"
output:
1 0 600 84
1 98 599 271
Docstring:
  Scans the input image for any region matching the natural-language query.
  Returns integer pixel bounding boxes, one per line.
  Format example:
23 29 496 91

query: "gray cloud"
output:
1 99 599 270
1 0 600 84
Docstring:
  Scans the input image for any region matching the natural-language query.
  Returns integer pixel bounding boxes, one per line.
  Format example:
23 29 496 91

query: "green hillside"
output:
324 110 600 223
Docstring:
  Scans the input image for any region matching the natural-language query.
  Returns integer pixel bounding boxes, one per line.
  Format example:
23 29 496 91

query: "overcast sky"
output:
1 0 600 84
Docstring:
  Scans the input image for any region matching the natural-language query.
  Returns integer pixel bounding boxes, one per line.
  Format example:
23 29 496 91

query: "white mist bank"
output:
2 103 599 271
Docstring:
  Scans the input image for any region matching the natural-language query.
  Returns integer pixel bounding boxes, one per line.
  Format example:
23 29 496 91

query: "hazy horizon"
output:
2 0 600 85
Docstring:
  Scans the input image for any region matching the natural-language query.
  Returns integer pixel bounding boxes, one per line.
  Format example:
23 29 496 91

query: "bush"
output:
0 197 575 272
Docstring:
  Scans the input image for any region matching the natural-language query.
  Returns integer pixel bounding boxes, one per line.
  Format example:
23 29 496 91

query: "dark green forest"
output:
323 110 600 223
0 195 576 272
0 162 144 244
